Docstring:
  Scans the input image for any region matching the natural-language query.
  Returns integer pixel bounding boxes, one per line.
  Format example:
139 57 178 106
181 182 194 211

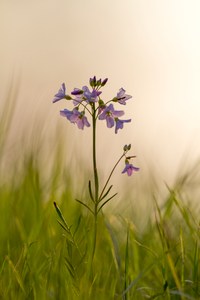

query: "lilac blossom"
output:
60 108 90 129
122 163 139 176
98 104 124 128
116 88 132 105
53 83 67 103
115 118 131 134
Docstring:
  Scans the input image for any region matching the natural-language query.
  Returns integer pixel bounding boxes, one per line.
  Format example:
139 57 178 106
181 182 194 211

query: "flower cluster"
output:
52 76 132 134
52 76 139 176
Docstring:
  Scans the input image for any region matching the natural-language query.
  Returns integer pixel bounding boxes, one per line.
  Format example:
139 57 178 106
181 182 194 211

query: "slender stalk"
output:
92 104 99 202
92 206 98 259
91 103 99 265
99 151 126 202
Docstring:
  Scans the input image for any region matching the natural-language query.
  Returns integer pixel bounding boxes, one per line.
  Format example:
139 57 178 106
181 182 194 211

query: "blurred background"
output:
1 0 200 208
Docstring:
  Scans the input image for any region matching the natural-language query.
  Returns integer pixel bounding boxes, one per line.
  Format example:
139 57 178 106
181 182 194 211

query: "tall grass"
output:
0 92 199 299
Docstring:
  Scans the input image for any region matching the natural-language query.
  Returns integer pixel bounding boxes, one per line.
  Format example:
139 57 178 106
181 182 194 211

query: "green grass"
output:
0 94 200 299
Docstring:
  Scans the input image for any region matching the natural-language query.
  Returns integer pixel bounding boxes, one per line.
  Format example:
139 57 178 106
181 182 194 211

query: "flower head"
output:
60 108 90 129
122 163 139 176
98 104 124 128
116 88 132 105
115 118 131 134
53 83 67 103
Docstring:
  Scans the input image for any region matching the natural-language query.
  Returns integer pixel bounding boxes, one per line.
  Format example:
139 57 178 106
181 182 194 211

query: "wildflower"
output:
98 104 124 128
71 88 84 106
122 163 139 176
82 86 101 103
60 108 90 129
115 118 131 134
116 88 132 105
71 88 83 96
53 83 69 103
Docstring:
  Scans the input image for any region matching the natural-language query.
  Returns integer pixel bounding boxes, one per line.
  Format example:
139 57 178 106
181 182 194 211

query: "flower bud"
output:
65 95 72 100
112 97 118 102
97 79 102 86
90 76 97 87
101 78 108 86
123 145 128 151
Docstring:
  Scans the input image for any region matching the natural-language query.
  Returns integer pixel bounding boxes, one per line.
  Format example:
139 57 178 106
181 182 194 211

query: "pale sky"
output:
1 0 200 186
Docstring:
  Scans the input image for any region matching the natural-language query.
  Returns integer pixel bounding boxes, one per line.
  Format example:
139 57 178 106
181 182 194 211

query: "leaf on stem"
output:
53 201 70 231
88 180 94 202
73 214 82 238
97 193 118 213
75 199 94 215
56 219 71 234
99 185 113 202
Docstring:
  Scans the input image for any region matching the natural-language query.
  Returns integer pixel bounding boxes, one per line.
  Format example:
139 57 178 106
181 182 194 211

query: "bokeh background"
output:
1 0 200 205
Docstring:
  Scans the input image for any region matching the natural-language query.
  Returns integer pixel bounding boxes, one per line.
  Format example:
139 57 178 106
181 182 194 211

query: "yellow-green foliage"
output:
0 95 199 300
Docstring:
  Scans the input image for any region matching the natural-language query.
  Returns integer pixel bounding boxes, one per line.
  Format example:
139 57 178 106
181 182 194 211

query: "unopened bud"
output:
101 78 108 86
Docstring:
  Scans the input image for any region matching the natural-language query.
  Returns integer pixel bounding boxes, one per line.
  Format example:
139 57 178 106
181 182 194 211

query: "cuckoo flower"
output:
60 108 90 129
71 88 84 106
52 76 138 267
116 88 132 105
82 86 102 103
115 118 132 134
71 88 83 96
98 104 124 128
53 83 68 103
122 163 139 176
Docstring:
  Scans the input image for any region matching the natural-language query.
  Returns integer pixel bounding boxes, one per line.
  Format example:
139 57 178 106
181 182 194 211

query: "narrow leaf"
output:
56 219 70 233
99 185 113 202
88 180 94 202
98 193 117 213
75 199 94 215
53 201 70 230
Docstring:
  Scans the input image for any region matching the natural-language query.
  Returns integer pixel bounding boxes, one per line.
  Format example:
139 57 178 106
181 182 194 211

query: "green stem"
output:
91 103 99 264
92 205 98 259
92 104 99 202
99 151 126 202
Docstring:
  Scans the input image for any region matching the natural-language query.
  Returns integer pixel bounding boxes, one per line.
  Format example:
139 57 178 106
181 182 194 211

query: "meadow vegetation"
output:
0 93 199 300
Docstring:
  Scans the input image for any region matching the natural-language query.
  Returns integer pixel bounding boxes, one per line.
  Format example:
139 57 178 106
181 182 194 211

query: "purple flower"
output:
115 118 131 134
122 163 139 176
116 88 132 105
98 104 124 128
60 108 90 129
53 83 67 103
71 88 83 96
82 86 101 103
70 88 84 106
